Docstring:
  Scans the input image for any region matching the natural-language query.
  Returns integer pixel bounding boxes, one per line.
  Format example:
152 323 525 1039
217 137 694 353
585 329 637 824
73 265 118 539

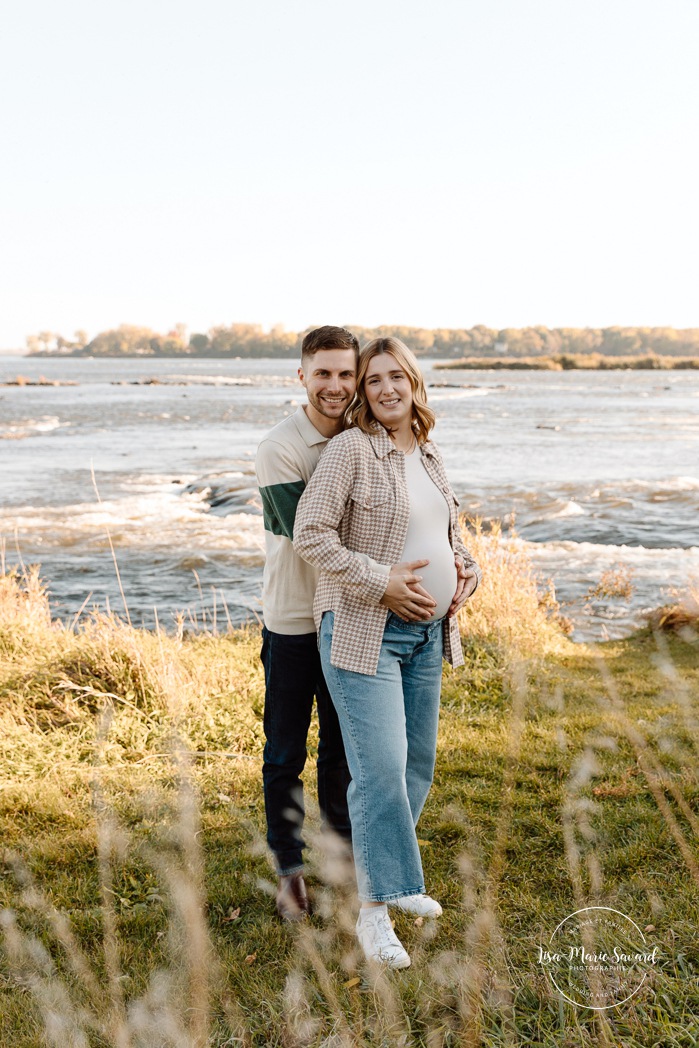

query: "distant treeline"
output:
26 323 699 359
437 354 699 371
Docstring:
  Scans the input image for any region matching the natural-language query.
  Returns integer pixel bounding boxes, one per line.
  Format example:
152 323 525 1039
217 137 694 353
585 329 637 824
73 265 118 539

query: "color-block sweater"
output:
256 406 389 634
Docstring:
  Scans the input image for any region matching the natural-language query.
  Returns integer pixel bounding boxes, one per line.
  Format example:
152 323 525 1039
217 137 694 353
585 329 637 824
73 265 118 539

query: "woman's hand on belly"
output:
379 559 438 621
447 553 480 618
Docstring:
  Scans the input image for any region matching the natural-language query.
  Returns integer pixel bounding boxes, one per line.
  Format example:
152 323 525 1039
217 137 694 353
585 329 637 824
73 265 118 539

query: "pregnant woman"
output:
294 336 480 968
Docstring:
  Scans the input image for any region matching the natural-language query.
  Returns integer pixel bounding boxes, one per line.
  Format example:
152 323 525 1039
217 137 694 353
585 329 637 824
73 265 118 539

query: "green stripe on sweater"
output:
260 479 306 539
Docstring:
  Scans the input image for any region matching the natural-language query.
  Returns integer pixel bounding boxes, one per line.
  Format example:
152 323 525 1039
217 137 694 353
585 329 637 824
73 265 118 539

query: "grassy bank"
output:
435 354 699 371
1 533 698 1047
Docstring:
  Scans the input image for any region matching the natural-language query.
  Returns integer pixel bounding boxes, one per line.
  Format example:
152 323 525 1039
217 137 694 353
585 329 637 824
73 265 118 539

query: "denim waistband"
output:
386 612 444 633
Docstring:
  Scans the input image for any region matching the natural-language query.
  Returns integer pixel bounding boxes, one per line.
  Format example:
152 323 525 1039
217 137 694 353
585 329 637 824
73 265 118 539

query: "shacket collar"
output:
367 424 439 460
293 405 330 447
367 425 395 459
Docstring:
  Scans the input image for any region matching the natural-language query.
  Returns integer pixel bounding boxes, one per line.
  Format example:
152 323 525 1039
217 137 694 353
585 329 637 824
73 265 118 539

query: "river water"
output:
1 355 697 640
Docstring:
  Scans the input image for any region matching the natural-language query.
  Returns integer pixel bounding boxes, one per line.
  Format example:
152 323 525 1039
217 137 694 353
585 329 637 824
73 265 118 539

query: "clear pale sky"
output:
1 0 698 349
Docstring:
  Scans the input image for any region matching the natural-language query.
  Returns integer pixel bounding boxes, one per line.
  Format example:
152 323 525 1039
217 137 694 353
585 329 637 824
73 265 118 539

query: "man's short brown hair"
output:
301 326 359 361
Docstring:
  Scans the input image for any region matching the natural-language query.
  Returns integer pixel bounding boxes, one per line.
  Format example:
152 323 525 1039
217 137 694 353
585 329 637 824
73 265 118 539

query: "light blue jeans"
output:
319 610 444 902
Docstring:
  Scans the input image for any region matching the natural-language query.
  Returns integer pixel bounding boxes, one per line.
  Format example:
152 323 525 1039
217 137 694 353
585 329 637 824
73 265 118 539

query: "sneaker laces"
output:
361 910 402 950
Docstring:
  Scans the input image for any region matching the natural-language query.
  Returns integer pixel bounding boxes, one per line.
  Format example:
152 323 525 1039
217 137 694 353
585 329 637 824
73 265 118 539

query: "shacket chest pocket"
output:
346 479 395 550
349 485 392 514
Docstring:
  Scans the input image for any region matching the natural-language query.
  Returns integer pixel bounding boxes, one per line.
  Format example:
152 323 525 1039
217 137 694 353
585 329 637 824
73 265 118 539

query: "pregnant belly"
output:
407 544 457 621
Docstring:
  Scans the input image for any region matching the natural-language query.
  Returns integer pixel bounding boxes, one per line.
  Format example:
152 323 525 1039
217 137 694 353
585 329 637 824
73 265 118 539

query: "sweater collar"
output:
294 405 330 447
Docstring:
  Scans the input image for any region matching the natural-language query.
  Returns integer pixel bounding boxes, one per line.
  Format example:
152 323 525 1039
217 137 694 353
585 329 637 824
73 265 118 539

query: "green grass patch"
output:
1 567 698 1045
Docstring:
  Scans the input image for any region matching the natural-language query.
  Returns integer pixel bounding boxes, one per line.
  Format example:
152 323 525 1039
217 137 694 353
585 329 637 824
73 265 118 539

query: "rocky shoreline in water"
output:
11 355 699 374
1 375 78 386
2 374 257 388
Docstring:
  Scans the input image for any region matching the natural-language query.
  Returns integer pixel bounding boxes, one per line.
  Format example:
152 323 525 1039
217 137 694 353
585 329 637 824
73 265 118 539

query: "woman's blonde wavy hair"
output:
349 336 435 444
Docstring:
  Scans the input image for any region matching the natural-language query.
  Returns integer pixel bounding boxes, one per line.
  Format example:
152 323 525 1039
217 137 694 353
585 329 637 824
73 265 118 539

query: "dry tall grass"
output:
457 518 570 660
645 580 699 634
1 541 697 1046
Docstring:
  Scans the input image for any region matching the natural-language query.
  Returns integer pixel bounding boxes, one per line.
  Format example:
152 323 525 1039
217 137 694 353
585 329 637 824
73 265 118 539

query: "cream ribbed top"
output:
400 447 457 620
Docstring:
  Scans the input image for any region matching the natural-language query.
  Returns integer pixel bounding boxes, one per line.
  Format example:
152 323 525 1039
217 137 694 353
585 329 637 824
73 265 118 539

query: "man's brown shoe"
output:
276 873 310 922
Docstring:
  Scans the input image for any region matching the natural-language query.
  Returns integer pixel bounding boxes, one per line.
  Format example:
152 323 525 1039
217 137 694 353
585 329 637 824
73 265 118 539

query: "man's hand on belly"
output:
448 555 479 618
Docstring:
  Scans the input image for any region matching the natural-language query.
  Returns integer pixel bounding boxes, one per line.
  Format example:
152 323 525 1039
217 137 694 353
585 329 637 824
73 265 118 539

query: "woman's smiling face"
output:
363 352 414 431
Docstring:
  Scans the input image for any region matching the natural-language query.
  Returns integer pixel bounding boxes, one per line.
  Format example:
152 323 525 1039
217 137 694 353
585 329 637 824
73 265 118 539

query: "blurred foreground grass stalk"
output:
0 526 697 1046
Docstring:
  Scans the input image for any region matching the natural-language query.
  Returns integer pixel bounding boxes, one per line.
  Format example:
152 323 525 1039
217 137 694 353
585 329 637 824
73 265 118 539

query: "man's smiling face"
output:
298 348 357 428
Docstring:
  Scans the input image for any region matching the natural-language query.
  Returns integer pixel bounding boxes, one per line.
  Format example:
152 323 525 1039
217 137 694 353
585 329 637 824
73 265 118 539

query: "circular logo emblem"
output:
538 907 659 1009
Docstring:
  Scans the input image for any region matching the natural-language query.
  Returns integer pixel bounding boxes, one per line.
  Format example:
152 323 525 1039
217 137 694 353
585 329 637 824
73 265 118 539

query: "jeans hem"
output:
276 860 305 877
358 885 425 904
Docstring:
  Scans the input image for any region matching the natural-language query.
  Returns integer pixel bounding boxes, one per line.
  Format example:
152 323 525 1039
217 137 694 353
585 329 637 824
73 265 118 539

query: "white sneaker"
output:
390 894 443 918
356 909 411 969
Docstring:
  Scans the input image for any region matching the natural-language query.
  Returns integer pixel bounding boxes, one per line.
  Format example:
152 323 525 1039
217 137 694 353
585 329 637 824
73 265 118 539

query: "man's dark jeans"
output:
260 627 352 875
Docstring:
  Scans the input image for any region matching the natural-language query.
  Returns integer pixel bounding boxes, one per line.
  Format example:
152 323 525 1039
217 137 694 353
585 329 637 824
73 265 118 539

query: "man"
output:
255 326 359 920
256 325 469 919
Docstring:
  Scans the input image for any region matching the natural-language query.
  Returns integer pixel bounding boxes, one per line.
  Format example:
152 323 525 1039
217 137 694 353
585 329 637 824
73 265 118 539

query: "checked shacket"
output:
293 425 481 676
